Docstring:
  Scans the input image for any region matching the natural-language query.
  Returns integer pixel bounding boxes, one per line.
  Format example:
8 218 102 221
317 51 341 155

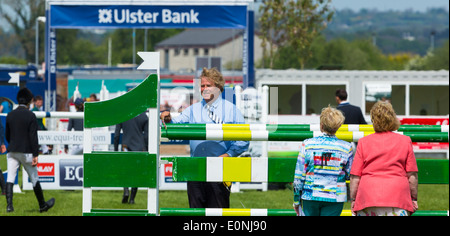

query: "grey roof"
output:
155 29 244 48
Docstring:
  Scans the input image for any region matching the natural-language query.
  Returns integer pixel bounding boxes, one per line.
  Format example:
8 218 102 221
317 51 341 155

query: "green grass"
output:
1 186 448 216
0 155 448 216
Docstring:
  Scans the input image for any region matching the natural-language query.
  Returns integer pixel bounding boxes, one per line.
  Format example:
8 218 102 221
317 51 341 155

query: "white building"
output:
256 69 449 117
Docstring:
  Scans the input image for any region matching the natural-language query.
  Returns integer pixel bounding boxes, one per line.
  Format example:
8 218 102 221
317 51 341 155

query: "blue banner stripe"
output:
50 5 247 29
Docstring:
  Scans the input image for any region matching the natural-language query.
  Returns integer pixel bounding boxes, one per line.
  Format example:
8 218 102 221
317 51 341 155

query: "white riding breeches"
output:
7 152 39 187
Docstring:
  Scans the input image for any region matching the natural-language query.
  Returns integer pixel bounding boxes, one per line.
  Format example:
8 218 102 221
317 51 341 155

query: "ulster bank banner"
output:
50 5 247 29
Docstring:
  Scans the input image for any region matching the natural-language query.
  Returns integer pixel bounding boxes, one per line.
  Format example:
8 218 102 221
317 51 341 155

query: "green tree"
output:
406 40 449 70
0 0 45 62
258 0 287 68
0 56 27 65
0 28 23 59
259 0 333 69
105 28 183 65
423 40 449 70
285 0 333 69
274 36 401 70
345 39 389 70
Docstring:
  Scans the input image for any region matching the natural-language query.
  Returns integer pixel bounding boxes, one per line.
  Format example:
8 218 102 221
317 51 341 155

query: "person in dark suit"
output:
0 121 6 195
65 98 84 155
67 98 84 132
114 112 148 204
5 88 55 213
335 89 367 125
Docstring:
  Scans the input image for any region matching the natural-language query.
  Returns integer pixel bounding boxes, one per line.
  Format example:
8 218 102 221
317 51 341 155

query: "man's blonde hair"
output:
320 105 345 135
370 101 400 132
201 67 225 92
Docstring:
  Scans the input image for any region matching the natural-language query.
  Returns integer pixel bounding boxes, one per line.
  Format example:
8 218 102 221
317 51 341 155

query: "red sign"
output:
399 117 449 125
412 142 449 150
164 163 173 182
37 163 55 176
164 163 173 177
399 117 449 150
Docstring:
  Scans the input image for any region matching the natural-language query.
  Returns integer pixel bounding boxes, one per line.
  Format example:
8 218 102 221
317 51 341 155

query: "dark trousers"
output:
187 181 230 208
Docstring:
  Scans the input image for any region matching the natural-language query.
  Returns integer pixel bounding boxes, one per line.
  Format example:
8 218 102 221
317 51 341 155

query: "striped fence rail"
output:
162 157 449 184
163 157 294 183
162 123 449 133
86 209 155 216
160 208 297 216
33 111 84 119
161 129 448 142
161 157 448 217
159 208 448 217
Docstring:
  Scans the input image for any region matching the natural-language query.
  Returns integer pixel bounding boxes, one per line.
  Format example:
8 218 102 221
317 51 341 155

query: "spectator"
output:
31 96 45 126
114 112 148 204
0 98 12 114
89 93 98 102
160 67 249 208
0 121 6 195
0 121 6 154
293 106 354 216
31 95 50 154
65 98 84 155
335 89 367 124
350 101 418 216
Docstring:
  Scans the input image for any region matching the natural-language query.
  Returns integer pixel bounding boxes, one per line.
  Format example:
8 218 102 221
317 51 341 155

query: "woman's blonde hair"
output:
201 67 225 92
320 105 345 135
370 101 400 132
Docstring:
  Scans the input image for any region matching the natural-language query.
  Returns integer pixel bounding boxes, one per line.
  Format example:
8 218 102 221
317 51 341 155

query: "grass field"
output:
0 155 448 216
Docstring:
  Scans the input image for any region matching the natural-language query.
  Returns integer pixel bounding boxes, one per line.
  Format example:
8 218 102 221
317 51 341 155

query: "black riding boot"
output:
6 182 14 212
33 181 55 213
129 187 138 204
0 169 6 195
122 187 129 203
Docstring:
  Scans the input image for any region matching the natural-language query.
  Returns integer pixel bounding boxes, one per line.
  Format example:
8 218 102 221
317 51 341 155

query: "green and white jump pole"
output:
161 125 448 142
161 123 449 133
158 208 449 216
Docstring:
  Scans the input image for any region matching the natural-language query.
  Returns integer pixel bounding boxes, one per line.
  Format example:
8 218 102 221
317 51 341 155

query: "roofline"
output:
155 29 245 49
256 69 450 82
156 45 214 49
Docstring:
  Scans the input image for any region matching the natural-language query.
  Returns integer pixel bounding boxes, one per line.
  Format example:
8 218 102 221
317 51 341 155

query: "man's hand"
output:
160 111 171 123
32 156 38 167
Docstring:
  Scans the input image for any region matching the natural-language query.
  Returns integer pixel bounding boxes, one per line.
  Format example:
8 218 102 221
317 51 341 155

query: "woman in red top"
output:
350 101 418 216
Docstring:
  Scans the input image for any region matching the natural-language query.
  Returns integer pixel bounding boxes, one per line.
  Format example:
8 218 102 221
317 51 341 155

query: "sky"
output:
1 0 449 32
330 0 449 12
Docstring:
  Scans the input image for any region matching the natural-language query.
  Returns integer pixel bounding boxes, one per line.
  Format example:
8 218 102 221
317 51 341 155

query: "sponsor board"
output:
50 5 247 29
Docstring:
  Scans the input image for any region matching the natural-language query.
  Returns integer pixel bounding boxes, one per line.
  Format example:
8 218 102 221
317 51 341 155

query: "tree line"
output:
257 0 448 70
0 0 448 71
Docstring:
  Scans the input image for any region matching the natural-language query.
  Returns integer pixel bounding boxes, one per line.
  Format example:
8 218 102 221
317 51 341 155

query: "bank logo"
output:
97 8 200 25
98 9 113 24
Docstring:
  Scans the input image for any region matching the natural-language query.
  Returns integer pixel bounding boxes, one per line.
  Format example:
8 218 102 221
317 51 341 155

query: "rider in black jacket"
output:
5 88 55 213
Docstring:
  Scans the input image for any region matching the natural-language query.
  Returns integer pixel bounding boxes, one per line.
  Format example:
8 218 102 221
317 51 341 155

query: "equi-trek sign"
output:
50 5 247 29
